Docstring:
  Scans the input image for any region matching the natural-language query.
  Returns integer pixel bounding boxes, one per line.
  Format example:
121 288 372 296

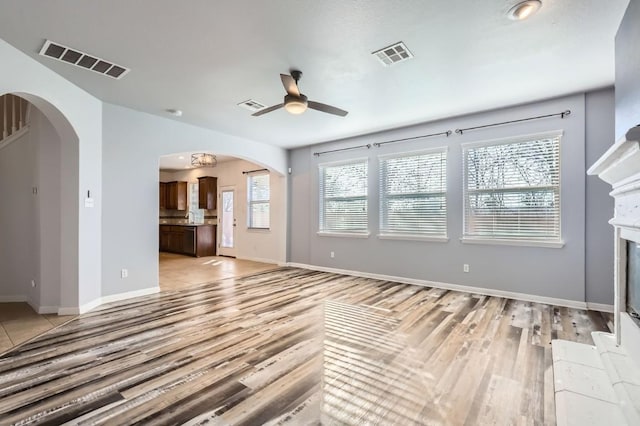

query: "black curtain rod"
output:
373 130 451 147
455 110 571 135
242 168 269 175
313 144 371 157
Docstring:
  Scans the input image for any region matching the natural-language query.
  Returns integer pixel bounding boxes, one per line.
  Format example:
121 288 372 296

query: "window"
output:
247 173 270 229
379 148 447 239
189 183 204 224
462 133 562 246
319 160 368 235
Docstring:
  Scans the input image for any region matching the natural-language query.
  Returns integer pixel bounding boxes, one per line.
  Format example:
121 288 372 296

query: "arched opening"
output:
0 92 80 326
157 151 286 290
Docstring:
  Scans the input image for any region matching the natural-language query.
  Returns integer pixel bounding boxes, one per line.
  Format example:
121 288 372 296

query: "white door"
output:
219 187 237 257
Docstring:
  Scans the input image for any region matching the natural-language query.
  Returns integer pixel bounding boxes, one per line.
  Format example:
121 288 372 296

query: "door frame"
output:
218 185 237 257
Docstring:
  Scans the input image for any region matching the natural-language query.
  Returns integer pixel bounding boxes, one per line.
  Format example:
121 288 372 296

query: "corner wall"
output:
615 0 640 139
585 89 616 305
289 91 614 305
0 130 37 302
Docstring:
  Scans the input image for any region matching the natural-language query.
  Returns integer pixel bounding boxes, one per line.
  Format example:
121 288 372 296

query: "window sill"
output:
460 237 565 248
317 231 370 239
377 234 449 243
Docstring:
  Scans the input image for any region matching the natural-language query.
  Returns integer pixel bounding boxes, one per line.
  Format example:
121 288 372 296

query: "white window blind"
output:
379 149 447 237
248 173 270 229
463 133 561 242
319 160 368 233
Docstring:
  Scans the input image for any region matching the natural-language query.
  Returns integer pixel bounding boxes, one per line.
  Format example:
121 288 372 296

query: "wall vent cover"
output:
372 42 414 66
237 99 266 112
39 40 130 79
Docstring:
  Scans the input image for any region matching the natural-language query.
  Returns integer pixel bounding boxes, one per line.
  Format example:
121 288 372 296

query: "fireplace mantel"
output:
587 124 640 351
588 125 640 242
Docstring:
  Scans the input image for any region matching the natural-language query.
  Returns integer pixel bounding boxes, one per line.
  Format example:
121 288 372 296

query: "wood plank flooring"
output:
0 268 612 425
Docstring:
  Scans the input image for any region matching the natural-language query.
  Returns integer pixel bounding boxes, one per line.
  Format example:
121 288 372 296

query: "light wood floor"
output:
0 265 612 425
0 254 278 353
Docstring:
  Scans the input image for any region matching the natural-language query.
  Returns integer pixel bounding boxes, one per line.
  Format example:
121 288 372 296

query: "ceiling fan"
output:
252 70 348 117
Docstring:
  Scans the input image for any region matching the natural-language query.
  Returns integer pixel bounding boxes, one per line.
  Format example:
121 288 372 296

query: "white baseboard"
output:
237 255 286 266
287 262 613 312
36 306 59 314
57 286 160 315
0 295 27 302
586 302 615 313
100 286 159 305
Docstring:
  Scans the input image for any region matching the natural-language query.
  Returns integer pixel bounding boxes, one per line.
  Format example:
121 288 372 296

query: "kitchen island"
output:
159 224 216 257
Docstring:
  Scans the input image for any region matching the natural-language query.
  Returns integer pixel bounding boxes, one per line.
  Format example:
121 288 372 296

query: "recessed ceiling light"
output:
507 0 542 20
166 108 183 117
178 156 185 160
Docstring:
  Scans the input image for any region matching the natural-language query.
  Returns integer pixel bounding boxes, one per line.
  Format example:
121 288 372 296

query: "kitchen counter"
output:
161 223 210 227
159 222 215 227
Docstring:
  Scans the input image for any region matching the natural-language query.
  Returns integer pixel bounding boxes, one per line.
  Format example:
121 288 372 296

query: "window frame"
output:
378 147 449 242
318 158 370 238
247 172 270 230
461 131 564 248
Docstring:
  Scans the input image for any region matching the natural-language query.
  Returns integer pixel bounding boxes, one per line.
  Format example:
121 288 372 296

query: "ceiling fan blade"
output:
308 101 348 117
252 104 284 117
280 74 300 96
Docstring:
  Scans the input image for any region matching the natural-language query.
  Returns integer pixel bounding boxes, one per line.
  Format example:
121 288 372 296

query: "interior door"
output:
218 187 237 257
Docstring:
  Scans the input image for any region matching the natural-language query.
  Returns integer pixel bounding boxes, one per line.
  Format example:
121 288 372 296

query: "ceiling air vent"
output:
372 42 414 66
237 99 266 112
39 40 130 79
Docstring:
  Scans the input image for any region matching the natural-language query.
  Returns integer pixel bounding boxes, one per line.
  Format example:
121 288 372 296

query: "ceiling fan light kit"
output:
253 70 348 117
284 94 308 114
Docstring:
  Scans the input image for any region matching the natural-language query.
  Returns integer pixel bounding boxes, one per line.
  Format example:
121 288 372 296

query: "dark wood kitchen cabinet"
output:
159 182 167 209
198 176 217 210
164 181 187 210
159 225 216 257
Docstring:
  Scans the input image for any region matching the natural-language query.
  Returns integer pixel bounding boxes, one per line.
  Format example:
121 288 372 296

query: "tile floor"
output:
0 254 279 354
0 303 74 353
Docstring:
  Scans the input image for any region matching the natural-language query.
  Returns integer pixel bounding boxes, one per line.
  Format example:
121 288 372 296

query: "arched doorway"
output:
0 92 81 315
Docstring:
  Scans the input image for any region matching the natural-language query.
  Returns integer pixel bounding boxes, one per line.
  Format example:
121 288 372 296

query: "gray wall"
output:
0 129 37 300
31 108 63 309
615 0 640 139
289 91 614 303
0 107 63 309
585 89 615 305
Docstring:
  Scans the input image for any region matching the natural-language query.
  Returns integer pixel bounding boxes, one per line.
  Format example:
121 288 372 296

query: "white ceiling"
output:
0 0 629 149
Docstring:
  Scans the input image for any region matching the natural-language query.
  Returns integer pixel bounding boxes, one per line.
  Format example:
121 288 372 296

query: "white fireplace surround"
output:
548 126 640 426
587 124 640 357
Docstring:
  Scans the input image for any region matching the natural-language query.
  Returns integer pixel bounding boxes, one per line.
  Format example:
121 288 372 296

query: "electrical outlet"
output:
121 268 128 278
463 264 470 273
330 251 335 258
31 280 36 288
